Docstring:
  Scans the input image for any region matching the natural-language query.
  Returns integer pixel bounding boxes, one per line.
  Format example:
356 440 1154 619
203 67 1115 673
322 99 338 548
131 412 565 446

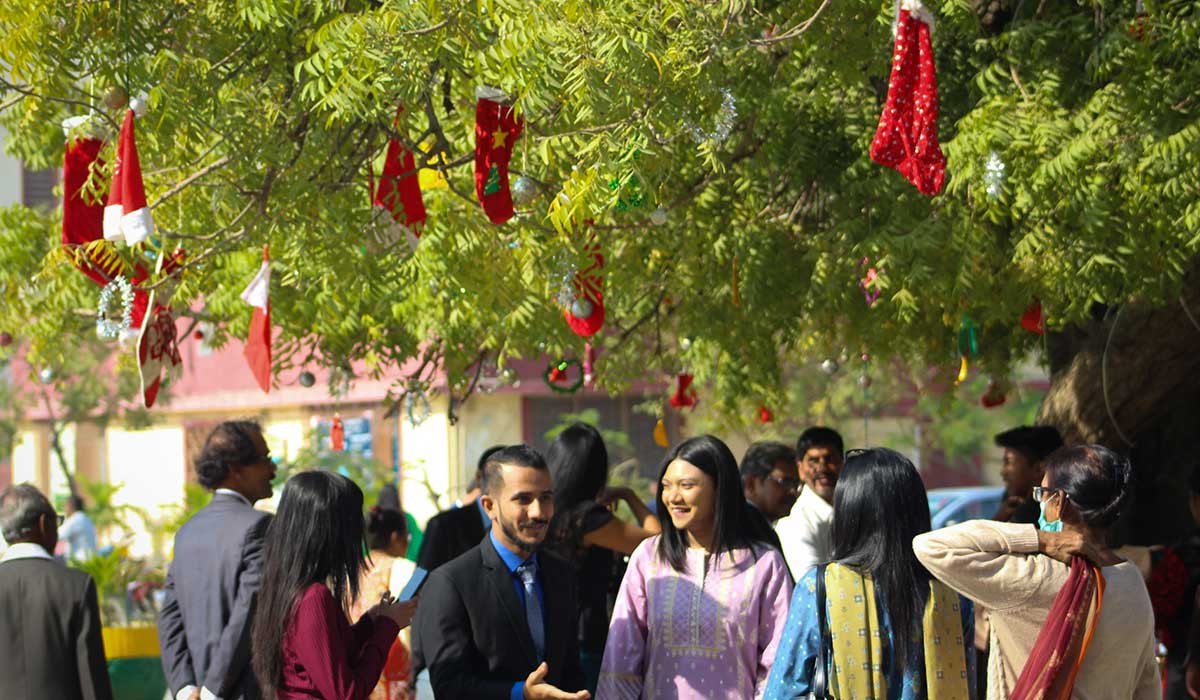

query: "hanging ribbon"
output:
331 414 345 451
955 314 979 385
653 418 670 447
669 373 698 409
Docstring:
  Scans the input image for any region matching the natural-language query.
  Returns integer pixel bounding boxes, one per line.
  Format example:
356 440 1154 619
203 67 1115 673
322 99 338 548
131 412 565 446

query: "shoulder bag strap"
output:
810 563 831 699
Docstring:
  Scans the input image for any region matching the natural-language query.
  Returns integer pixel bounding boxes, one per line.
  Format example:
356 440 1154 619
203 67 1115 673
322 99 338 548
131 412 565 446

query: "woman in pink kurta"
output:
596 435 793 700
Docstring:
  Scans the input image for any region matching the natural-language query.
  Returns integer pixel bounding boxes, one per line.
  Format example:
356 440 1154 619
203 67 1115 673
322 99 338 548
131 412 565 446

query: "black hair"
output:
994 425 1063 465
477 445 506 477
547 423 609 514
194 420 264 490
830 447 932 664
252 471 366 698
366 506 408 551
483 444 549 496
1044 444 1133 529
740 441 797 481
1189 468 1200 497
67 494 85 512
796 426 844 459
0 483 55 543
656 435 775 573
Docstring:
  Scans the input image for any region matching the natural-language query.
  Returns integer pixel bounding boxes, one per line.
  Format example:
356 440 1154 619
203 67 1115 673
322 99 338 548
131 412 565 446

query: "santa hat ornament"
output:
869 0 946 196
104 100 156 245
474 86 524 225
563 237 606 337
370 107 426 254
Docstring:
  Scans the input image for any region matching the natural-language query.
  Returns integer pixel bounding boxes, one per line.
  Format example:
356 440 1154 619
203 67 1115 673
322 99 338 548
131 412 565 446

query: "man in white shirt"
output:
775 427 844 576
158 420 275 700
59 494 98 560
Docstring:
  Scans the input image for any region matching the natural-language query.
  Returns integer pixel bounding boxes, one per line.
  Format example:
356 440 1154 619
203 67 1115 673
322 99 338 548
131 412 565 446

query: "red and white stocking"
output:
563 237 606 337
869 0 945 196
474 87 523 225
372 107 426 253
62 127 123 286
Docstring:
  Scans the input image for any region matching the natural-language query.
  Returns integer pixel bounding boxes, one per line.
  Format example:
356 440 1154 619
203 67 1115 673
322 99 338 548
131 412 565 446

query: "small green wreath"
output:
543 358 584 394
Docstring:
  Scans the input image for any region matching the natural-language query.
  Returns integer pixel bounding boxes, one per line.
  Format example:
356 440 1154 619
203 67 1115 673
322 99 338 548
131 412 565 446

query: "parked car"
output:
927 486 1006 529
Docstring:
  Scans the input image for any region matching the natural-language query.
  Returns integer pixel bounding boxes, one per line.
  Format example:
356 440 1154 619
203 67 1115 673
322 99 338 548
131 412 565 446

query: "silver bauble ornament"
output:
299 371 316 387
499 367 519 386
679 337 693 352
511 176 538 205
820 358 839 374
570 297 594 319
650 206 668 226
39 368 54 384
857 374 872 388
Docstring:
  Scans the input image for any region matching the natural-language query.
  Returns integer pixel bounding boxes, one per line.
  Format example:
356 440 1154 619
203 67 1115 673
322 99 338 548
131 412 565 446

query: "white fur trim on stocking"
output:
898 0 936 31
475 85 510 102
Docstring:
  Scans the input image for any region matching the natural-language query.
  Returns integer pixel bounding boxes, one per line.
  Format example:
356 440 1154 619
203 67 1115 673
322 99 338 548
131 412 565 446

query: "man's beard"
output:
498 512 546 555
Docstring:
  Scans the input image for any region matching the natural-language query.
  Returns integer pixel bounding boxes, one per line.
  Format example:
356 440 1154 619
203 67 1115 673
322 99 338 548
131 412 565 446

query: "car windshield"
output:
928 494 955 516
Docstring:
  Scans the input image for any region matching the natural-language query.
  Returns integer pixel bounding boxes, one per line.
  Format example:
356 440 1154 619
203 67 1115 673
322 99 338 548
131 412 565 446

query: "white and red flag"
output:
240 245 272 393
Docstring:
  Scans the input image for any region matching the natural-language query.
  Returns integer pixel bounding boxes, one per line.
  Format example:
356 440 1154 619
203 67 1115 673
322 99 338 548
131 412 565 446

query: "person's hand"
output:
378 597 418 629
1187 660 1200 699
1038 530 1107 565
598 487 632 507
522 662 591 700
188 689 201 700
993 495 1024 522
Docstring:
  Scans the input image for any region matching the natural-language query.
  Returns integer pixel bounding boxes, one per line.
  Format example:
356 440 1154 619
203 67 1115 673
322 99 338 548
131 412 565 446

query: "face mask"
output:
1038 497 1062 533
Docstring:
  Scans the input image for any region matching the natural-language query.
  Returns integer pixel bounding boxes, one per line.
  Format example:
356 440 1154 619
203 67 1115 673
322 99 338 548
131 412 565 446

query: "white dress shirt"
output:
59 511 98 560
0 541 55 563
775 485 834 576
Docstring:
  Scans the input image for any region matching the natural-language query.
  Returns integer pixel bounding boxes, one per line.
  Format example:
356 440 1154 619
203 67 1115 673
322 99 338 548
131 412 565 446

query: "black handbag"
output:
807 563 834 700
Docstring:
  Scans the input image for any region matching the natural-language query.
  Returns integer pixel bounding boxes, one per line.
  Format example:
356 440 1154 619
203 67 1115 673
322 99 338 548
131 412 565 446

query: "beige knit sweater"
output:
913 520 1161 700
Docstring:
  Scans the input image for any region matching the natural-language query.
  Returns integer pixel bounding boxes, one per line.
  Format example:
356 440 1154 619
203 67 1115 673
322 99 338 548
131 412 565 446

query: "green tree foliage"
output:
0 0 1196 416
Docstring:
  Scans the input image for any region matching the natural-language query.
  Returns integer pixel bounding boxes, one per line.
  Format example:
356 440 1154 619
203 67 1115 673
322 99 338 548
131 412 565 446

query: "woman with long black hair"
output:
596 435 792 699
544 422 660 693
251 471 417 700
764 448 974 700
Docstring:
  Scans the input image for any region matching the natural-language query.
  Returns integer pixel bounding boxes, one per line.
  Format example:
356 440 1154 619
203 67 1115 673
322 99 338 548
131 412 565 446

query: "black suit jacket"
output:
157 493 270 700
415 538 585 700
416 503 489 572
0 555 113 700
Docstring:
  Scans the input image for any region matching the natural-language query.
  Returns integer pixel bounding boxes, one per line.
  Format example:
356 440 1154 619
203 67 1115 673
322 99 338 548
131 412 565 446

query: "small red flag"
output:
240 245 271 393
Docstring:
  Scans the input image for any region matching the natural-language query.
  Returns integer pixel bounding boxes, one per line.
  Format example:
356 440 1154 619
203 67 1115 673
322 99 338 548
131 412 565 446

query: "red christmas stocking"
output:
372 107 426 252
563 237 606 337
869 0 945 196
62 135 124 287
474 87 523 225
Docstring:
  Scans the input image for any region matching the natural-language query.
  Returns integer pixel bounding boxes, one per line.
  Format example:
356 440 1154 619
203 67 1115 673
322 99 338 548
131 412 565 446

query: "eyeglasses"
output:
1032 486 1063 503
767 475 802 493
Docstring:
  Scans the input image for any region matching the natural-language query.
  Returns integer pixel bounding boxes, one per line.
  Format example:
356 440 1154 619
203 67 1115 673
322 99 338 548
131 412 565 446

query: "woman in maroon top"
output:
251 471 418 700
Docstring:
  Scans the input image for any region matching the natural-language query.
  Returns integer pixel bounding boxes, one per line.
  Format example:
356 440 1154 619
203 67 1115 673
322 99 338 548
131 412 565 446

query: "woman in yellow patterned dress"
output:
351 506 417 700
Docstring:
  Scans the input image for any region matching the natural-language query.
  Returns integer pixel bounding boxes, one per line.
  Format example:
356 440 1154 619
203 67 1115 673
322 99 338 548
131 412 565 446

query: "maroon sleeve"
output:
291 585 400 700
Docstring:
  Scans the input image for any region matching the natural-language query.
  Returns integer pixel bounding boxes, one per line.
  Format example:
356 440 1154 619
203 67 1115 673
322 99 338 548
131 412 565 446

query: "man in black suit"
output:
158 420 275 700
0 483 113 700
415 444 589 700
740 440 801 553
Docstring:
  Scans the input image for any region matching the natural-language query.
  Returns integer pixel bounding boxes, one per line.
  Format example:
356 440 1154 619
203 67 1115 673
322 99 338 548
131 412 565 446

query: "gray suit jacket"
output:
0 557 113 700
157 493 271 700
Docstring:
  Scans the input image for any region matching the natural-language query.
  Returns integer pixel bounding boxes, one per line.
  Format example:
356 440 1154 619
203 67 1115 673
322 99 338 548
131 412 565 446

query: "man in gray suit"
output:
158 420 276 700
0 483 113 700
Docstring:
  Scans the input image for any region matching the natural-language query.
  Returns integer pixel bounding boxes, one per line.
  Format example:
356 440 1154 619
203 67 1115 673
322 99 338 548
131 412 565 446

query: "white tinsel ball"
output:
38 368 54 384
820 358 840 375
650 206 668 226
511 176 537 205
570 297 594 319
984 151 1006 198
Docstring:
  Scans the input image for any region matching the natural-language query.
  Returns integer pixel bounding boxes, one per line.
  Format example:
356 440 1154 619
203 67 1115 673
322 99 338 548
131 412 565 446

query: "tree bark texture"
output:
1039 277 1200 543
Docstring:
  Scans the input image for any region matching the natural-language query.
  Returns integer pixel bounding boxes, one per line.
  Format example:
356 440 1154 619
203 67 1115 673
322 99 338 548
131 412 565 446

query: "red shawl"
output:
1010 556 1107 700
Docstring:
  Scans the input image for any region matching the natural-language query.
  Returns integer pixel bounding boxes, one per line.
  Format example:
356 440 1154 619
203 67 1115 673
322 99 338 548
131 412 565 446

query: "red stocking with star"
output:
474 87 523 225
869 0 945 196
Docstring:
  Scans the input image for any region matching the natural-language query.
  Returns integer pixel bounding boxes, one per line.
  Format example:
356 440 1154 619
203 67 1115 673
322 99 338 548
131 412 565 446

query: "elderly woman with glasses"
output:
914 444 1160 700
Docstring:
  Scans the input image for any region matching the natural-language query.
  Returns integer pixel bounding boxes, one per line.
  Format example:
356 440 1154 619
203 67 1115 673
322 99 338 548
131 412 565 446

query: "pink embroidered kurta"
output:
597 536 793 700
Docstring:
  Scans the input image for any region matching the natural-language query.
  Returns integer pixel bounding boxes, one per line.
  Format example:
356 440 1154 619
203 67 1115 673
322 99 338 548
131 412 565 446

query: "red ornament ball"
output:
193 330 205 340
0 332 11 347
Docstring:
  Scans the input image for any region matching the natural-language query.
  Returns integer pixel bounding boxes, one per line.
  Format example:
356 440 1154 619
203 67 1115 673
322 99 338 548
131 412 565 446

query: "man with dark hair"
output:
775 426 844 576
415 444 588 700
992 425 1064 524
740 441 800 551
0 483 113 700
59 492 97 560
412 444 507 699
158 420 275 700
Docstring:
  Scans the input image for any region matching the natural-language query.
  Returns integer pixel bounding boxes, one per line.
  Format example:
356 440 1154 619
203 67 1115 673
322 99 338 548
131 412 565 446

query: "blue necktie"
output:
516 560 545 661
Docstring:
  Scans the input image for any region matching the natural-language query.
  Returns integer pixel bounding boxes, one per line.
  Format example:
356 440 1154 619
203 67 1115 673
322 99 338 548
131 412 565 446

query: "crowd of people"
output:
0 417 1193 700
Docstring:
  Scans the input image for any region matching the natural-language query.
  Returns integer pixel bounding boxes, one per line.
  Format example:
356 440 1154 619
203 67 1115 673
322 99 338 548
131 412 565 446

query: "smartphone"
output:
397 567 429 602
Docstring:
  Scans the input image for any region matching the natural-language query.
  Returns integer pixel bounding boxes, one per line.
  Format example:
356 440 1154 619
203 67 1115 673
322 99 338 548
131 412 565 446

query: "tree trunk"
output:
1038 278 1200 544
